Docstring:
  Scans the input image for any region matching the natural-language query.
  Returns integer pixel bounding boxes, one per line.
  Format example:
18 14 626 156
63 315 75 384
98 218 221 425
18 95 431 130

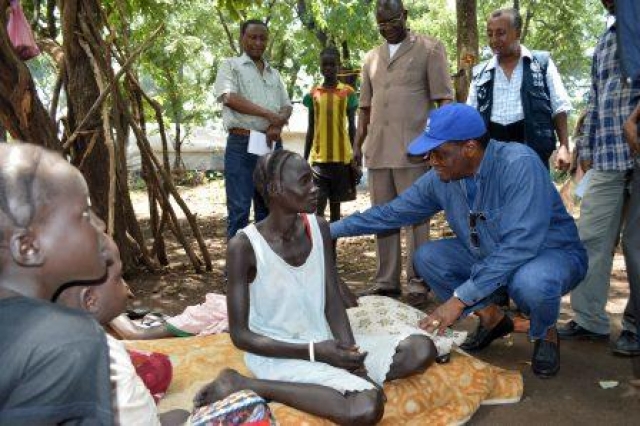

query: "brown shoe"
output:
405 278 431 309
404 291 431 310
357 284 401 298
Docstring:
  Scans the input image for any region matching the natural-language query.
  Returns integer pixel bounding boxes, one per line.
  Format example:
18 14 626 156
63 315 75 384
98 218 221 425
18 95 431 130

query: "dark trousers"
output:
622 160 640 335
489 120 551 169
223 134 281 240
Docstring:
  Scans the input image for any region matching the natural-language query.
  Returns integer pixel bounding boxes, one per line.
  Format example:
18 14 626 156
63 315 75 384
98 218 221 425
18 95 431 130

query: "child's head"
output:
57 235 132 325
0 143 107 300
320 46 340 82
253 150 318 213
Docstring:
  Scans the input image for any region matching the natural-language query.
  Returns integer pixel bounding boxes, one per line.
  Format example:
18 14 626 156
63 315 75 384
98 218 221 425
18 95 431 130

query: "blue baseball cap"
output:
407 103 487 156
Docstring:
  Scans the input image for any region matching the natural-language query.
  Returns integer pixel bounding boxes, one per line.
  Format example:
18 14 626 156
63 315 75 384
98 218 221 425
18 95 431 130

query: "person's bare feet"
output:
193 368 245 408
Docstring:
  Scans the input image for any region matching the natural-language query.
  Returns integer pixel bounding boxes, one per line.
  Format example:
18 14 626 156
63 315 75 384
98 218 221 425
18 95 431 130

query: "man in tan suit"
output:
354 0 453 303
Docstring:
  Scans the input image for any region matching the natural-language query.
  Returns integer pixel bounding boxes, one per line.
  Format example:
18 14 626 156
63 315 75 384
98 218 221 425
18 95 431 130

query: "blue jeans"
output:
223 134 282 240
414 238 587 339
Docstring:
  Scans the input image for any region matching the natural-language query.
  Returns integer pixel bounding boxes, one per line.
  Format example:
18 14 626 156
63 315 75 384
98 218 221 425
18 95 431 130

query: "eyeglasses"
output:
469 212 485 248
377 15 404 30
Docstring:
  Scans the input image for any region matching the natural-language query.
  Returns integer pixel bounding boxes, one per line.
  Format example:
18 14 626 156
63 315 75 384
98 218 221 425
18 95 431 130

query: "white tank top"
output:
241 214 333 344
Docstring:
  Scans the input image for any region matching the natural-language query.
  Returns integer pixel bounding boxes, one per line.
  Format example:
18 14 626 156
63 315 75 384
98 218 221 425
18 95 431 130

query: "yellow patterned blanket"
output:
126 334 522 425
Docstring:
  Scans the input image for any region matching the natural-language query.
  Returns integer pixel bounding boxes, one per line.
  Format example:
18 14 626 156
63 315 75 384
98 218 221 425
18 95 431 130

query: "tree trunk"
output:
296 0 328 46
0 0 59 149
61 0 135 268
454 0 479 102
339 40 358 88
521 4 535 45
173 119 183 171
46 0 57 38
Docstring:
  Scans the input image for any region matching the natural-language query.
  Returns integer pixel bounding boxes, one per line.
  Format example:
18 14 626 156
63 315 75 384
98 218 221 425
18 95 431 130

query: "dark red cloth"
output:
127 348 173 403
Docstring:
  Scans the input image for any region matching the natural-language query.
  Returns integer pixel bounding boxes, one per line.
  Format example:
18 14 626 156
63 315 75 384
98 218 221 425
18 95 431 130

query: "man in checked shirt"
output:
559 0 640 357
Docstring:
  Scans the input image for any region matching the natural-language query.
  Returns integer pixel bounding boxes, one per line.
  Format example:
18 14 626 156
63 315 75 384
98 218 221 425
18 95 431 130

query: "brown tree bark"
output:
60 0 138 268
2 0 208 274
0 0 59 149
454 0 479 102
296 0 328 46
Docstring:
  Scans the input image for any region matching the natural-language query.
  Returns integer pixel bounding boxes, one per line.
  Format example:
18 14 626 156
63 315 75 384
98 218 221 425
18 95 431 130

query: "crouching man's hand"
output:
420 297 465 335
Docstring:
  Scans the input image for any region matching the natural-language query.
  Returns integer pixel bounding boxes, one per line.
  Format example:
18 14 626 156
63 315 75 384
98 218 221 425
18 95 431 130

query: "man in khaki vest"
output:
354 0 453 304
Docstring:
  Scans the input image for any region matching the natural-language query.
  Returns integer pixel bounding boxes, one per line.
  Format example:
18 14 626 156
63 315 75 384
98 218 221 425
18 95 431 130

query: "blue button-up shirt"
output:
331 141 587 304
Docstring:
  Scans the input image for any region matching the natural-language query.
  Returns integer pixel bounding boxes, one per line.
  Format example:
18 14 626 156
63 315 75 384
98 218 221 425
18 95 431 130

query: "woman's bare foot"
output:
193 368 246 408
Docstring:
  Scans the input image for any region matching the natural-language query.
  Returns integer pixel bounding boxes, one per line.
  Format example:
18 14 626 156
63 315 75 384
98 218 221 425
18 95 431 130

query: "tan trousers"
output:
368 167 430 289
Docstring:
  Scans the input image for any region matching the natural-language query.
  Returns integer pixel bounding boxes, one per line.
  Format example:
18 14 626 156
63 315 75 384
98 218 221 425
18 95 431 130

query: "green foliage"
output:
173 169 207 187
128 172 148 191
216 0 381 99
124 0 224 140
19 0 608 134
476 0 605 97
408 0 457 73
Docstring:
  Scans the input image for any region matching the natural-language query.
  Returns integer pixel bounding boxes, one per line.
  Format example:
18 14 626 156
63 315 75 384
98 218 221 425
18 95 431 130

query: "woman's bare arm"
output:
227 231 365 371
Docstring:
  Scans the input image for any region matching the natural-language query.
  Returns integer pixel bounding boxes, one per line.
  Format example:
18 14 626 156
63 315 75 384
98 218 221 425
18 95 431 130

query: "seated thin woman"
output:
194 150 437 425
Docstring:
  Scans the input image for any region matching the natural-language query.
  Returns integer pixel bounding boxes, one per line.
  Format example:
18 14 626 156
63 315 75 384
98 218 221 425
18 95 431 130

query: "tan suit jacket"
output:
360 33 454 169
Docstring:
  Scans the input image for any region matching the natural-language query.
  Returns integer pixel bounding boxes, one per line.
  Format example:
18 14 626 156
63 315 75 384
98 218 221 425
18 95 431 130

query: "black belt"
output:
489 120 525 143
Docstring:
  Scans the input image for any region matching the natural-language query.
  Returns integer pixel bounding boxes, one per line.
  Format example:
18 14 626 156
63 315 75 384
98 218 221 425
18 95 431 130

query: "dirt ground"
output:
127 180 640 425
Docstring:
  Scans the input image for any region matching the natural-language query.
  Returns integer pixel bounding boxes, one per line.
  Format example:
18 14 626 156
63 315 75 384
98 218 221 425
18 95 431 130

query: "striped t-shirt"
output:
303 83 358 164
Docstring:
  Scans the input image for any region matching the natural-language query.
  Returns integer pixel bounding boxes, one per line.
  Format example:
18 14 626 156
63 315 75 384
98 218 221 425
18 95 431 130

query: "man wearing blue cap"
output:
331 103 588 377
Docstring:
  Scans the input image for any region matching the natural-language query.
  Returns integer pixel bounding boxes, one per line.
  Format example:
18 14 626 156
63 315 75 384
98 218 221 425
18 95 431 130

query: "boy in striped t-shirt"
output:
303 46 360 223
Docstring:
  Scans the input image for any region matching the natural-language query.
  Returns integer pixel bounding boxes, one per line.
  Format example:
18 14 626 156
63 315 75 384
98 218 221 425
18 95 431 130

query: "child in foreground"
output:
57 236 190 426
0 143 112 425
58 236 274 426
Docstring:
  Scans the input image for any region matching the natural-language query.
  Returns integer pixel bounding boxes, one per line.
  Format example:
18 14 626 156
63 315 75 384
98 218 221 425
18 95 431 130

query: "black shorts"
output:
312 162 357 203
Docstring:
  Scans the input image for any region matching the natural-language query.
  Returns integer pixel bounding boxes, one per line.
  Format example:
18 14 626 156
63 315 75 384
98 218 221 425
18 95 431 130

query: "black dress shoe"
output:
557 320 609 341
612 330 640 356
460 314 514 352
357 284 401 298
532 337 560 378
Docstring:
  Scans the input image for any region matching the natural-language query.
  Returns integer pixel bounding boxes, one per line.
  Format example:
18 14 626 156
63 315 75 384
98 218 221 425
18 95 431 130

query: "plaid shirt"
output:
578 25 640 171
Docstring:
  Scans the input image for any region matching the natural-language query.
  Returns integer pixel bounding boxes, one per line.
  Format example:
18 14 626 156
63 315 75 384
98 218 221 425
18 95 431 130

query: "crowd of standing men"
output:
215 0 639 378
1 0 639 425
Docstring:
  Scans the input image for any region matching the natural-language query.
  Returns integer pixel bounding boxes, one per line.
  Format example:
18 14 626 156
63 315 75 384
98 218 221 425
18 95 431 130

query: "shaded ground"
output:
127 180 640 425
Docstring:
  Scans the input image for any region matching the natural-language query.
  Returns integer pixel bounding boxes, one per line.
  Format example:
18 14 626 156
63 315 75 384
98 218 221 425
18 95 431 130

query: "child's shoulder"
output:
339 82 355 90
309 83 355 94
336 82 355 95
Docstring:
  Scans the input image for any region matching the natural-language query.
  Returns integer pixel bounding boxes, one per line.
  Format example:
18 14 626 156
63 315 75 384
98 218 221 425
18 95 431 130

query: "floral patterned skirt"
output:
190 390 275 426
347 295 467 357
